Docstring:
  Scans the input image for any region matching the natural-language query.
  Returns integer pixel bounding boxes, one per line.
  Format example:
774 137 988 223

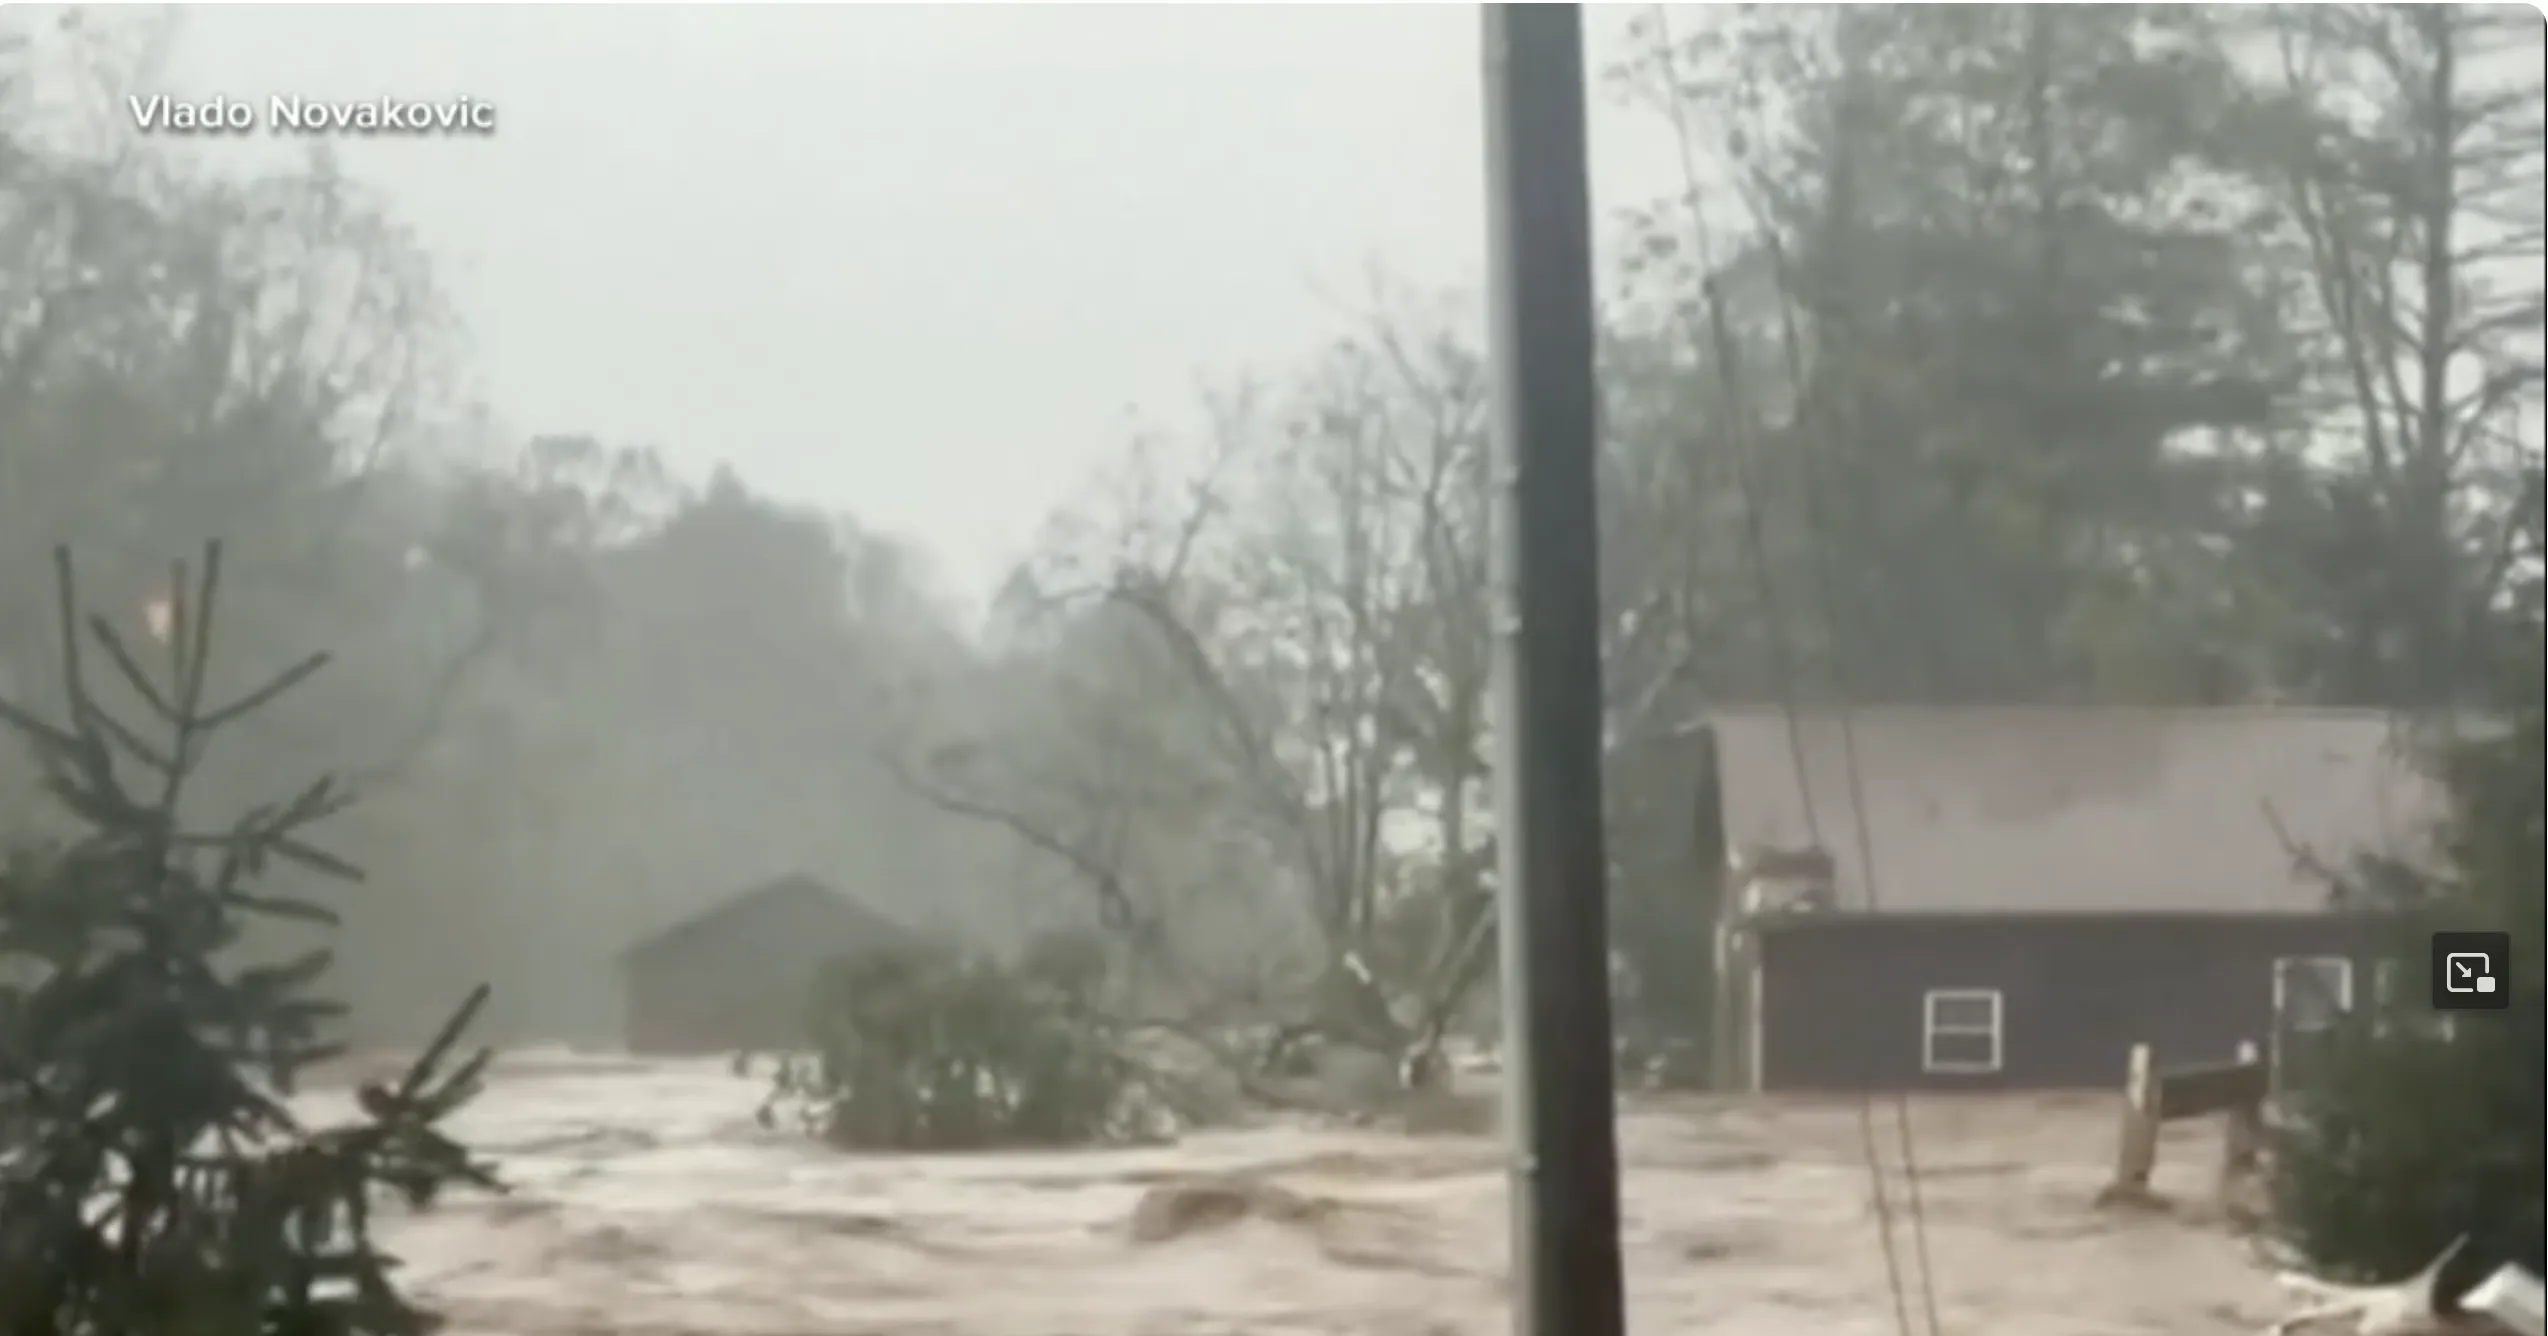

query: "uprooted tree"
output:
875 310 1511 1106
871 291 1756 1103
0 545 497 1336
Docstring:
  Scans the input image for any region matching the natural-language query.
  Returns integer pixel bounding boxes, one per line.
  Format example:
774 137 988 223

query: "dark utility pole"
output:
1480 8 1628 1336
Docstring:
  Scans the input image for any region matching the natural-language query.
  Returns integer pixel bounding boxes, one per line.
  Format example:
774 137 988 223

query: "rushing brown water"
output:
298 1052 2296 1335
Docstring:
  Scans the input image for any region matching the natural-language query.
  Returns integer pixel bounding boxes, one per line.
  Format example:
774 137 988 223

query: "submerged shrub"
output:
765 929 1164 1150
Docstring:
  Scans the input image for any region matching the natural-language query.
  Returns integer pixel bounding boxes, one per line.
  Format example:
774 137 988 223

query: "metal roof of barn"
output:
615 873 915 966
1697 706 2451 915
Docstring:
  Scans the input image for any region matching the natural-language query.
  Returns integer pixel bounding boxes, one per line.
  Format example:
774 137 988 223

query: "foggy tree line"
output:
0 6 2536 1075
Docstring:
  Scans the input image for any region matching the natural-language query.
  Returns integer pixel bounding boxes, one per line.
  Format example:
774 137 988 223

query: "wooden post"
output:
1709 922 1739 1091
2101 1042 2163 1206
2099 1039 2272 1212
2219 1039 2265 1200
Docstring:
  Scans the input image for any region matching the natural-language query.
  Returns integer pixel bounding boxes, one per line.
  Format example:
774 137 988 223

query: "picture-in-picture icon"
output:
2444 953 2495 994
2429 932 2511 1012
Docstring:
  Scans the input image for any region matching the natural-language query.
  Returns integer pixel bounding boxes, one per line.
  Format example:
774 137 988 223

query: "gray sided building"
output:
1703 707 2443 1093
616 874 917 1056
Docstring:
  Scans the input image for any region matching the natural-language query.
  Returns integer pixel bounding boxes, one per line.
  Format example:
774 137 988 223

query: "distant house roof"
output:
616 874 915 968
1702 706 2448 915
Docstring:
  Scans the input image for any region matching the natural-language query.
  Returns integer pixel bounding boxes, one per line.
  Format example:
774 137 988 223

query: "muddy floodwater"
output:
296 1052 2301 1336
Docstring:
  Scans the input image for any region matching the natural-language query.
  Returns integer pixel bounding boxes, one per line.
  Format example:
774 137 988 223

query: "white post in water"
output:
2464 1265 2547 1336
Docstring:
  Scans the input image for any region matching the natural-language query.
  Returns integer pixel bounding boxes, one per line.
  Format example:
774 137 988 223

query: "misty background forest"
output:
0 4 2537 1073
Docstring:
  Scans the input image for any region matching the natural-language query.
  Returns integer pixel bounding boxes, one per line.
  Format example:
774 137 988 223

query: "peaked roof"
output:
616 874 914 965
1702 706 2447 915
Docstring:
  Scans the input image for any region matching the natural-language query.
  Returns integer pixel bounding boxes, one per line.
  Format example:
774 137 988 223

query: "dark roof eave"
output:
614 876 914 963
1743 905 2400 932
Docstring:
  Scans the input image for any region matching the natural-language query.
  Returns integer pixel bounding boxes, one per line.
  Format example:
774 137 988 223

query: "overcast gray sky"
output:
109 5 1684 607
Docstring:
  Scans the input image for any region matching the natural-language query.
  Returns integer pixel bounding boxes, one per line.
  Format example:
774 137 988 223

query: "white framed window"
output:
2371 959 2458 1040
2371 957 2402 1037
2274 955 2355 1032
1922 988 2003 1074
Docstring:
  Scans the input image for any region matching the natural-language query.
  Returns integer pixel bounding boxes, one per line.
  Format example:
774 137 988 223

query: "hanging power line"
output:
1756 220 1951 1336
1642 9 1944 1336
1743 9 1951 1322
1700 280 1937 1336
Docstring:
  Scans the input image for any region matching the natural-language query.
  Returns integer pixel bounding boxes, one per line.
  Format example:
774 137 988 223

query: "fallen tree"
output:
878 320 1510 1108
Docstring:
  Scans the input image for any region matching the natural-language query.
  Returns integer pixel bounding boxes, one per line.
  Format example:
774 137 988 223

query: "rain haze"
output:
0 6 2537 1336
102 5 1683 606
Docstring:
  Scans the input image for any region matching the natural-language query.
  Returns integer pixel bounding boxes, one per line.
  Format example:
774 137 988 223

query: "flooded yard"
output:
300 1053 2298 1336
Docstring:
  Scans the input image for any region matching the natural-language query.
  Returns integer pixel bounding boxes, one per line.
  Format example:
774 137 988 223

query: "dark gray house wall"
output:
618 876 914 1055
1689 705 2442 1094
1750 911 2393 1092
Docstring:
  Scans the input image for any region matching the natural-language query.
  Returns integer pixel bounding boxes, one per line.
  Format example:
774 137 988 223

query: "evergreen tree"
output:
0 545 498 1336
2271 681 2544 1291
